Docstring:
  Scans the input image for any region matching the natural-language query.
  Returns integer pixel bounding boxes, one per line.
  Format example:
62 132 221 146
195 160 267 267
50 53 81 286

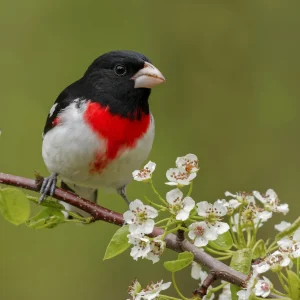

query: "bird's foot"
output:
117 186 130 206
39 173 57 204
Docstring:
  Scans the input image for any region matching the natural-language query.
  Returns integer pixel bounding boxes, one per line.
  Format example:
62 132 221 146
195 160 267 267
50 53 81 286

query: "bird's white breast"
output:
42 101 155 190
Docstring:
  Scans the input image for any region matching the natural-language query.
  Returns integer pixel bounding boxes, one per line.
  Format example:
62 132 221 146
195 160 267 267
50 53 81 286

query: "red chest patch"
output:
84 101 150 174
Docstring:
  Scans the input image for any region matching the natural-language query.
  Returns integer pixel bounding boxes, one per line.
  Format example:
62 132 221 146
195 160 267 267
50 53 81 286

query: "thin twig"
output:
193 272 216 297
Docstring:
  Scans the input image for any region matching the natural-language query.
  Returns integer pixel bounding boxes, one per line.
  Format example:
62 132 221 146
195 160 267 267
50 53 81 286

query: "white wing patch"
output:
49 103 58 117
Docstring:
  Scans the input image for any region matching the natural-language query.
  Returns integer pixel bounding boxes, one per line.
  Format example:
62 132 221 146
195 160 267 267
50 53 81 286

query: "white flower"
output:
165 168 196 186
254 276 271 298
257 210 273 222
237 290 250 300
176 153 199 173
196 200 229 234
269 250 291 268
146 236 166 263
252 260 270 274
166 188 195 221
278 237 293 251
128 279 142 300
218 283 231 300
197 200 227 218
191 262 207 282
278 237 300 259
253 189 289 215
188 221 218 247
293 228 300 242
231 200 269 232
138 280 171 300
224 199 241 215
275 221 291 232
128 234 151 261
123 199 158 234
253 249 292 274
132 161 156 182
225 191 255 204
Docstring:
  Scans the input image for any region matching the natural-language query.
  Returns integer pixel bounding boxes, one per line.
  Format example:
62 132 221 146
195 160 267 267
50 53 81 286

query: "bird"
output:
40 50 165 215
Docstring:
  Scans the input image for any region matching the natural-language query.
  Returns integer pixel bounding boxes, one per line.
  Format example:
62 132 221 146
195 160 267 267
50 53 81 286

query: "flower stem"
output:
155 218 171 226
271 288 288 297
171 272 189 300
186 181 193 197
250 219 261 247
217 255 232 261
144 196 165 209
297 257 299 276
237 207 247 247
190 216 205 222
229 217 240 249
209 282 228 293
204 247 233 257
266 240 278 253
276 272 289 293
162 218 175 239
159 295 182 300
165 225 188 235
150 180 168 205
246 228 252 247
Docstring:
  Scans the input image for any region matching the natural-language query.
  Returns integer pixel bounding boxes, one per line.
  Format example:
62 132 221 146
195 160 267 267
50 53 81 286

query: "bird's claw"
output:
39 173 57 204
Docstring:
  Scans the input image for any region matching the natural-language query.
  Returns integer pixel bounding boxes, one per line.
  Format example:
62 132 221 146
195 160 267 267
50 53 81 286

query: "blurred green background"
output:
1 1 300 299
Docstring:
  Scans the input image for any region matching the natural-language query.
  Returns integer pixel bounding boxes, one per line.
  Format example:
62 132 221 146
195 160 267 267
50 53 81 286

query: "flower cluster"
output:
127 279 171 300
191 263 273 300
226 189 289 232
123 199 165 263
253 227 300 274
123 153 298 300
188 200 230 247
166 153 199 186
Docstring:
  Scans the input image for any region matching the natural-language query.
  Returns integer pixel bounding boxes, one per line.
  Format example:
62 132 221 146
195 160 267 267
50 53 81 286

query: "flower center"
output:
136 210 147 222
207 213 217 224
195 226 205 236
172 203 183 214
139 240 148 249
138 167 151 178
171 171 189 180
261 282 269 292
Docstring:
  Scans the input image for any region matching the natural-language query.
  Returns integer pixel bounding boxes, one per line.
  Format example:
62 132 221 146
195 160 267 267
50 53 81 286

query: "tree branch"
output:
0 172 280 298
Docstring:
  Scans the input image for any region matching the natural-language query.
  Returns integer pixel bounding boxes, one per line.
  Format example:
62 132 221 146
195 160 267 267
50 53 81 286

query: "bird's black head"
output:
81 50 165 119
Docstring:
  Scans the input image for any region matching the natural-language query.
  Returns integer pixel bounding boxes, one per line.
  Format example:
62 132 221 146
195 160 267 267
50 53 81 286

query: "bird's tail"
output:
60 181 98 218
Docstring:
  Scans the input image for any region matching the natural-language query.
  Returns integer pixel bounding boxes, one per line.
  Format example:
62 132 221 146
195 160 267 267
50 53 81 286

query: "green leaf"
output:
26 207 65 229
104 225 130 260
229 249 252 300
26 195 65 210
0 188 30 225
208 231 233 250
252 239 267 259
287 270 300 299
230 248 252 274
164 251 194 272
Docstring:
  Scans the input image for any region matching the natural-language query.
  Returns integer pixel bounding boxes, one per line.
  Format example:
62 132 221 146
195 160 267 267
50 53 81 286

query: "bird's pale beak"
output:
132 62 165 88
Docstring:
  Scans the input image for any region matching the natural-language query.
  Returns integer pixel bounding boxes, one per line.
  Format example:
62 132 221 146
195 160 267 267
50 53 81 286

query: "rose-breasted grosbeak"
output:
40 50 165 214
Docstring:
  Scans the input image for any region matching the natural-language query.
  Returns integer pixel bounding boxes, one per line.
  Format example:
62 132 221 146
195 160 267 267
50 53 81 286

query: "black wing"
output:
43 79 84 136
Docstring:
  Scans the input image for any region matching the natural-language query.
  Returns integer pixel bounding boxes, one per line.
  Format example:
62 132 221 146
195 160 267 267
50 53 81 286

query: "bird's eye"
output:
114 64 127 76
